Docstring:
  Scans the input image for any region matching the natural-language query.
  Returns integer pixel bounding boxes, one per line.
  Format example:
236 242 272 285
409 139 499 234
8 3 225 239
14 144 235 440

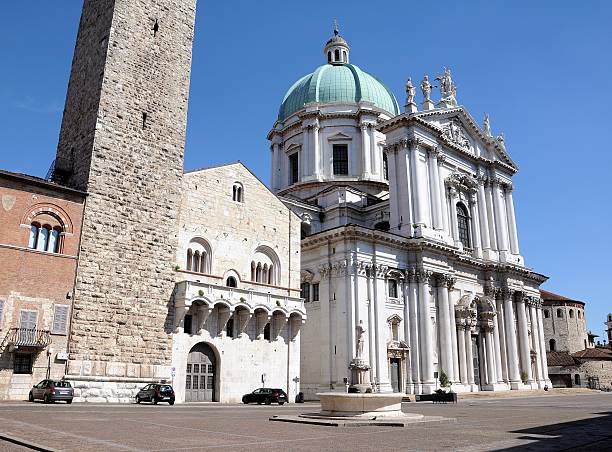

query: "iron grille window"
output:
456 203 471 247
300 282 310 302
312 283 320 301
333 144 349 175
289 153 299 184
13 353 33 374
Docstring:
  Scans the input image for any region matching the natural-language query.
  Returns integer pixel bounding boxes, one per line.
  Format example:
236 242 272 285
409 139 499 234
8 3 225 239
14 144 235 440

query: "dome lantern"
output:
324 20 349 65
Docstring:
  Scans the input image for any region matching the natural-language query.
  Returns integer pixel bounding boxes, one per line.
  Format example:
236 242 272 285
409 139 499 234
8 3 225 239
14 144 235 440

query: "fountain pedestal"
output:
348 358 372 393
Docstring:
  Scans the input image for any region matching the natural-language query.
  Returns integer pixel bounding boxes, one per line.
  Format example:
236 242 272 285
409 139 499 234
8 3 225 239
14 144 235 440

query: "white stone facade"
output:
270 32 550 397
170 163 305 403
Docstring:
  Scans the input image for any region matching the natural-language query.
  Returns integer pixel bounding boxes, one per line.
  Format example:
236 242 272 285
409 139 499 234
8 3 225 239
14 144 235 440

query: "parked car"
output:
136 384 175 405
242 388 287 405
29 380 73 404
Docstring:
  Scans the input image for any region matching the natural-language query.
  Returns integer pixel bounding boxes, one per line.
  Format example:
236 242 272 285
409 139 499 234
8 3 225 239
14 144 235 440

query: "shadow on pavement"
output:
496 411 612 451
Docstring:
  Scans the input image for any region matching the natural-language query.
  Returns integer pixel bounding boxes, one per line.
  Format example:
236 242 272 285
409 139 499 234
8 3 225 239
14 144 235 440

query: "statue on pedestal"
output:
420 75 432 102
483 114 492 137
435 67 458 107
405 77 416 105
349 321 372 393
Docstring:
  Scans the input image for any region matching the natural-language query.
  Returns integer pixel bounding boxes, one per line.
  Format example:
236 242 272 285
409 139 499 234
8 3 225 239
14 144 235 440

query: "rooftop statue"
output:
436 67 458 106
420 75 432 102
483 114 492 136
405 77 416 105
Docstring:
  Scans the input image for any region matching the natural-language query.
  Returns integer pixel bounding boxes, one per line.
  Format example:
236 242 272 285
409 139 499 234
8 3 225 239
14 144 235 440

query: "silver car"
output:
29 380 73 404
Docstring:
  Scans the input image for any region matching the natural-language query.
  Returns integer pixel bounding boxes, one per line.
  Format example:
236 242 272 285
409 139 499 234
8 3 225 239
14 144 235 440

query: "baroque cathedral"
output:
0 0 550 402
272 28 551 396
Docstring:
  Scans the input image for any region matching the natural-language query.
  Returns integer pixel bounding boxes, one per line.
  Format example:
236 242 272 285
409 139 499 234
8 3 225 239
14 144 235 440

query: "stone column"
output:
401 277 413 392
485 329 497 385
484 179 498 251
457 325 468 385
491 309 504 384
492 178 510 254
417 269 435 393
529 300 543 383
535 302 550 383
313 123 321 180
495 293 509 382
302 124 310 180
270 144 277 191
407 269 421 393
465 327 475 386
344 258 356 368
369 124 378 176
449 187 460 245
477 175 491 251
395 140 413 236
409 139 427 229
428 148 443 230
447 283 460 383
360 123 371 178
438 158 450 234
504 185 520 255
436 274 454 382
373 263 391 392
516 296 533 384
318 263 333 389
502 289 521 387
469 192 483 258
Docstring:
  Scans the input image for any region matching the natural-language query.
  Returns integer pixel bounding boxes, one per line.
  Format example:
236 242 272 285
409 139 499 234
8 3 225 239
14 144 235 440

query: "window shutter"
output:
20 311 37 330
52 305 69 334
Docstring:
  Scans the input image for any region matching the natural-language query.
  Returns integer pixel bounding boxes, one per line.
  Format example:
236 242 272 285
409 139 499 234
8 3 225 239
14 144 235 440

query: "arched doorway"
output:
185 343 217 402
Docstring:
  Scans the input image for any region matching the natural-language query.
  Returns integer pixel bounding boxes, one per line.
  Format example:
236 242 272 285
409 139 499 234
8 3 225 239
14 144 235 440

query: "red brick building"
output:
0 170 85 399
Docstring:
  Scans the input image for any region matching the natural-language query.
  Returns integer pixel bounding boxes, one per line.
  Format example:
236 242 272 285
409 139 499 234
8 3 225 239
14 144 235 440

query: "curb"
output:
0 433 57 452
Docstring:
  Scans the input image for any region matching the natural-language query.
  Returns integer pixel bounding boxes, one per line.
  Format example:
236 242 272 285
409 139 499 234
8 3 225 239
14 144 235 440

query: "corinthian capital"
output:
407 137 422 151
416 268 434 284
427 146 440 159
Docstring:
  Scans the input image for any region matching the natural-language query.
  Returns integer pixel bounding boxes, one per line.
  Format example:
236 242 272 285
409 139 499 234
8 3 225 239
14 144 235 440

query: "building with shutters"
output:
0 170 85 399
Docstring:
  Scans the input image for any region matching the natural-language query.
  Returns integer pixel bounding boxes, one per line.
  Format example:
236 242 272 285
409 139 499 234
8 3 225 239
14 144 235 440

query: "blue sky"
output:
1 1 610 337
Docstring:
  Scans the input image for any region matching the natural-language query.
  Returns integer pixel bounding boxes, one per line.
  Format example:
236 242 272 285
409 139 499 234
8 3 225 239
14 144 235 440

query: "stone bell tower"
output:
53 0 197 399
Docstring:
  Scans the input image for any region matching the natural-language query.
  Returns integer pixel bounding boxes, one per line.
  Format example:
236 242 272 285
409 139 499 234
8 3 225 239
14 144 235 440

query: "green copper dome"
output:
278 63 400 121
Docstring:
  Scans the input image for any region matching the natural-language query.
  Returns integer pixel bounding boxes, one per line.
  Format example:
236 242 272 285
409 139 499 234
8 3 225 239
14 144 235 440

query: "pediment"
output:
327 131 353 142
286 143 301 153
415 108 518 171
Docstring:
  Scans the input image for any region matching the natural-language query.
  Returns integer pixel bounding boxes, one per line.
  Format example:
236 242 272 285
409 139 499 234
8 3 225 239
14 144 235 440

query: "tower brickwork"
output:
55 0 197 396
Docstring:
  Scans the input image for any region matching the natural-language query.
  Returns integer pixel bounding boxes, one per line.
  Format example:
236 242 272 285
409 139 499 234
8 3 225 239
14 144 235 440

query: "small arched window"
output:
186 249 193 271
578 310 582 319
193 251 200 273
327 51 331 63
226 318 234 338
456 203 471 247
557 309 563 318
549 339 556 351
28 224 38 249
48 228 60 253
569 309 574 318
263 322 271 341
36 226 50 252
342 50 347 62
232 183 243 202
268 265 274 285
334 49 340 61
544 309 550 319
226 276 237 288
574 374 581 386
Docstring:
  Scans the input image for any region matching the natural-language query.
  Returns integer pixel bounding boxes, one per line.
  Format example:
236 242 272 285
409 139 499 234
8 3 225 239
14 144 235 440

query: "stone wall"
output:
57 0 197 391
543 302 588 353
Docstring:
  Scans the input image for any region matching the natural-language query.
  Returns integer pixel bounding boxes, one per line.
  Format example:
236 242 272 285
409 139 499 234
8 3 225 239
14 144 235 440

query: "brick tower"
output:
53 0 197 400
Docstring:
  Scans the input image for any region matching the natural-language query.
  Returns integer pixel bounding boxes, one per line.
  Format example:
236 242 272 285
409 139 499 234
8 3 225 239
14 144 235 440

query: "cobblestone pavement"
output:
0 393 610 451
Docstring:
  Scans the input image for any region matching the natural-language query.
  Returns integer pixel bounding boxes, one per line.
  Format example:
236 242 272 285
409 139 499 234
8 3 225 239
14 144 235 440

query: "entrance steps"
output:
458 387 597 400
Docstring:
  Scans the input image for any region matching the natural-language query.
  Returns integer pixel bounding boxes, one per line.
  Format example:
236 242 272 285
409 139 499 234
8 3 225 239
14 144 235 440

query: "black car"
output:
136 384 175 405
29 380 73 404
242 388 287 405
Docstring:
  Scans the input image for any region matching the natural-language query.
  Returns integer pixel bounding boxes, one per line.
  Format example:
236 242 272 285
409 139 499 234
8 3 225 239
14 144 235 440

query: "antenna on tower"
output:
334 19 339 35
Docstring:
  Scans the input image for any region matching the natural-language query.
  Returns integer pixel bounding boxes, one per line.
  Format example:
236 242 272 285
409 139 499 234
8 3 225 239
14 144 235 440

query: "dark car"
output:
242 388 287 405
136 384 175 405
29 380 73 404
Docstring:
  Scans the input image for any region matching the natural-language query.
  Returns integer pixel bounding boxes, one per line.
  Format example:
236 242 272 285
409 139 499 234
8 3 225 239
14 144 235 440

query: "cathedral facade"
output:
271 29 551 396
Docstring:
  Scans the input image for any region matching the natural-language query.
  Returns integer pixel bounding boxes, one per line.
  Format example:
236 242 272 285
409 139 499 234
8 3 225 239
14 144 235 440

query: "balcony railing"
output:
2 328 51 350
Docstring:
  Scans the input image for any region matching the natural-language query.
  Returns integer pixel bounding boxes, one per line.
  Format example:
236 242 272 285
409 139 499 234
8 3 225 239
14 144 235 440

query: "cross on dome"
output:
324 20 350 65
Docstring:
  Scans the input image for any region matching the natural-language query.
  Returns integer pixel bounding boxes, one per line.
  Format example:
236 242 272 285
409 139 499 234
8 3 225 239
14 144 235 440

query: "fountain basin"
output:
317 392 418 418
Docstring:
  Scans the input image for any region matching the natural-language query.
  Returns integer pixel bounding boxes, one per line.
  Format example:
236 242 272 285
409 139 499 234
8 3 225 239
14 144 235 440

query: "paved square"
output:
0 393 610 451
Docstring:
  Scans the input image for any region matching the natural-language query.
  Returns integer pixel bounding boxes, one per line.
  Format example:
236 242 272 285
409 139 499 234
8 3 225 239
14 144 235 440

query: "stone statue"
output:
483 114 492 136
436 67 457 106
356 321 366 359
405 77 416 105
420 75 432 101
